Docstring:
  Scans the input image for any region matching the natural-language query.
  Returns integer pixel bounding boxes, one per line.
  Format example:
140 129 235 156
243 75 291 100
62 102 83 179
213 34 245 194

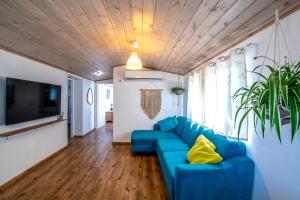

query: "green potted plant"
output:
233 56 300 143
171 86 185 95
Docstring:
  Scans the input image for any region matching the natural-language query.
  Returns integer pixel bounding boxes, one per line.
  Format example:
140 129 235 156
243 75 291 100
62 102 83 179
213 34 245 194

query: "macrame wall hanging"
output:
140 82 163 119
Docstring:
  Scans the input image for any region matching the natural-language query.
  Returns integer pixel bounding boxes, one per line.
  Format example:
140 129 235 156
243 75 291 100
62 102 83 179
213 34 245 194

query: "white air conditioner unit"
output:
124 70 163 80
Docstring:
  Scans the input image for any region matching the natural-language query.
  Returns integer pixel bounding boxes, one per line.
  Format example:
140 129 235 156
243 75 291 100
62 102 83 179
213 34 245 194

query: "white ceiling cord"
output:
259 9 293 76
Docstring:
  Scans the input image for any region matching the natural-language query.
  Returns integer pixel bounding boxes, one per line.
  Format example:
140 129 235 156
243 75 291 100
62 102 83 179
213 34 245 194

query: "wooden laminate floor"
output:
0 124 168 200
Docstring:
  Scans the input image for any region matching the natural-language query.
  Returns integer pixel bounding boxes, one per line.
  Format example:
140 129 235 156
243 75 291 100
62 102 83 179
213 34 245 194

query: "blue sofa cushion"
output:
131 130 178 144
174 156 254 200
153 123 160 130
131 116 253 200
131 143 156 153
158 117 177 132
162 151 189 178
201 129 246 159
180 120 199 143
181 123 201 147
171 115 179 127
175 116 187 136
201 128 215 138
157 138 190 155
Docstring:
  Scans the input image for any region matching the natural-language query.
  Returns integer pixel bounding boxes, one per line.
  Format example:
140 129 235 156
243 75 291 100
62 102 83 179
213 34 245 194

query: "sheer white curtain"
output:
187 71 203 123
230 50 248 139
187 73 194 119
192 71 203 123
203 65 216 128
215 59 231 135
187 45 257 139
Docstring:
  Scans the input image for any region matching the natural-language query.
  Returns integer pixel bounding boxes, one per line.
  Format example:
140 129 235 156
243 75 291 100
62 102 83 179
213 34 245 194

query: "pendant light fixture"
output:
126 41 142 70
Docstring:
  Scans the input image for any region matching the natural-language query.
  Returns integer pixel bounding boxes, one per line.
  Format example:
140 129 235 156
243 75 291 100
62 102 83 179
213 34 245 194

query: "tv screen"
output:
5 78 61 125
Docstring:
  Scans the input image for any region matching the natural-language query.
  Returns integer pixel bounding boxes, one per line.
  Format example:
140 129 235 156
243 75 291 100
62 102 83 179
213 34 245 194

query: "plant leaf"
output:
252 64 276 74
261 104 266 138
234 101 249 128
250 71 268 81
269 79 277 127
274 103 282 143
233 87 249 99
241 90 249 104
253 107 264 125
295 61 300 72
237 108 252 140
258 89 269 106
253 113 258 135
253 107 264 136
292 89 300 102
290 96 299 142
281 85 289 107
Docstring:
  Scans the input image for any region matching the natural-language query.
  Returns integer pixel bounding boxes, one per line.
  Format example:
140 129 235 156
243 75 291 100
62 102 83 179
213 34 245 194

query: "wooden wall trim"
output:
0 145 68 190
0 119 66 137
112 142 131 145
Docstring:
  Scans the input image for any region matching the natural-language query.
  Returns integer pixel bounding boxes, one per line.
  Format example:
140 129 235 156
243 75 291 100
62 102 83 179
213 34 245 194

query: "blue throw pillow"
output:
158 117 176 132
153 123 160 130
180 120 192 138
175 116 187 135
210 134 246 159
201 129 246 159
197 126 204 134
171 115 179 127
181 123 200 147
201 128 214 139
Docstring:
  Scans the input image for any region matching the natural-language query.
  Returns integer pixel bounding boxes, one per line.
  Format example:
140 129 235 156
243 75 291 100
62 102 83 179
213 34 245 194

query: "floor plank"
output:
0 124 168 200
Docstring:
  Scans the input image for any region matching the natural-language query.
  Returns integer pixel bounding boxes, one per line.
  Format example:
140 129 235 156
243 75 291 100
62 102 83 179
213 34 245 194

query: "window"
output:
187 45 257 139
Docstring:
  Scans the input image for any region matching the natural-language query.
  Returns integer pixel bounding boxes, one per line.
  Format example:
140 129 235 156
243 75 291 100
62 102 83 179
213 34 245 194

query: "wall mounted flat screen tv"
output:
5 78 61 125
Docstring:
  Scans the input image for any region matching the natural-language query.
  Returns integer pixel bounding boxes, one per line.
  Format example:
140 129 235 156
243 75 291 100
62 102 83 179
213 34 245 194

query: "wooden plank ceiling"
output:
0 0 299 81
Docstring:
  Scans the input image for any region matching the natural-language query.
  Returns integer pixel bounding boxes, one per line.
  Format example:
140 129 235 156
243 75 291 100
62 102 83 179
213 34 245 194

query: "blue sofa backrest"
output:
180 121 201 147
201 128 246 159
157 116 246 160
175 116 188 136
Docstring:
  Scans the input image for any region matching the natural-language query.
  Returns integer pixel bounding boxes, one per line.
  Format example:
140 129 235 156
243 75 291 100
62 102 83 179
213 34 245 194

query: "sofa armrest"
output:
174 156 254 200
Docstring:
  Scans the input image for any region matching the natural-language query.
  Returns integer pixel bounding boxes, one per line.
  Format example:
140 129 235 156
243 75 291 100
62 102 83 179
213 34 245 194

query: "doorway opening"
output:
96 83 113 129
67 78 75 140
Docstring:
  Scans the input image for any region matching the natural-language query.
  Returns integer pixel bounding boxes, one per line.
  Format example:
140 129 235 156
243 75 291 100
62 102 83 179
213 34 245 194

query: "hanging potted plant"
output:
171 86 185 95
233 56 300 142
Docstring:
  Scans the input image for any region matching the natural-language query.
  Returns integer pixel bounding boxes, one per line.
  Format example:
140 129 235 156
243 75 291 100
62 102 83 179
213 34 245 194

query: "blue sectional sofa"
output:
131 116 254 200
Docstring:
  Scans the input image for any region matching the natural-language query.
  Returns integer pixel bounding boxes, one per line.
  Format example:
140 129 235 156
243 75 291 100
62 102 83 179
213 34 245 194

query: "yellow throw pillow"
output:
187 135 223 164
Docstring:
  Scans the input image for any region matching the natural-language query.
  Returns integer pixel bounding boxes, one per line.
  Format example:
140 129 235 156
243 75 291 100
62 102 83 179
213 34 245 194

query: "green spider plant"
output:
233 56 300 143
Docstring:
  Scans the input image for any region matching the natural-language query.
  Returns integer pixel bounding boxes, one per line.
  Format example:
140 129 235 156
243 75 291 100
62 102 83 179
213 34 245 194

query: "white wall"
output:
94 83 99 129
0 49 68 186
200 10 300 200
113 66 185 142
73 78 95 136
81 79 95 134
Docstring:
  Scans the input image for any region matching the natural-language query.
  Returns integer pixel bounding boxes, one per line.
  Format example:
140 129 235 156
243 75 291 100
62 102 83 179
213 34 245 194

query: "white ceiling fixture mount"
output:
132 40 139 49
126 41 142 70
93 70 103 76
